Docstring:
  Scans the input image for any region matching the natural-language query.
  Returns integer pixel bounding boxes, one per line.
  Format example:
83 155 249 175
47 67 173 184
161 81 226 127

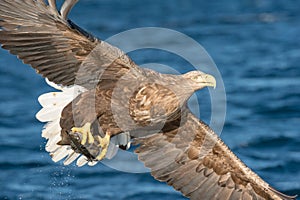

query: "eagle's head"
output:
182 70 216 91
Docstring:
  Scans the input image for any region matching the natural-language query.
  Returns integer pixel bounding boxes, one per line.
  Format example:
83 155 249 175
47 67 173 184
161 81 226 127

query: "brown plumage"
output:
134 109 297 200
0 0 296 199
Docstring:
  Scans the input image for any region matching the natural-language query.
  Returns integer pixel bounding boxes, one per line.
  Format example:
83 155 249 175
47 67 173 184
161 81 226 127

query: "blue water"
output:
0 0 299 199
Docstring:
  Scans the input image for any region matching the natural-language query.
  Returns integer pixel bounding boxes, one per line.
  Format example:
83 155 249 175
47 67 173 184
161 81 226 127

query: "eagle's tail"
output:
36 80 129 166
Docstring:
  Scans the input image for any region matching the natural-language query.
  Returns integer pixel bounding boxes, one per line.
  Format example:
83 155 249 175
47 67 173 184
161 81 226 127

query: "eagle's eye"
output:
191 75 200 81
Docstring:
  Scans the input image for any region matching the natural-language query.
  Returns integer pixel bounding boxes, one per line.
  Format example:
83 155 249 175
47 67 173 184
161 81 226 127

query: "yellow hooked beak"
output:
194 73 217 89
203 74 216 89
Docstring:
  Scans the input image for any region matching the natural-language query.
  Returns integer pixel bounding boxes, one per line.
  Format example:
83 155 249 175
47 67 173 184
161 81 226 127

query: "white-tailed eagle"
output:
0 1 296 199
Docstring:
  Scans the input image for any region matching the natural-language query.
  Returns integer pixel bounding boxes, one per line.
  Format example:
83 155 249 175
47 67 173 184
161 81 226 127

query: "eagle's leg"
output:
95 131 111 161
71 123 94 145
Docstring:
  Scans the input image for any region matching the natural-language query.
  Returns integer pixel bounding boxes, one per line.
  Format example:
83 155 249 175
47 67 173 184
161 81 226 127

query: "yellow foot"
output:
95 134 111 161
71 123 94 145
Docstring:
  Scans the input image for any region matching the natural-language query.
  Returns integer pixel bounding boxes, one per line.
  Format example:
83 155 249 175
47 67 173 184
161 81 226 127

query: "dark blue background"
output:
0 0 299 199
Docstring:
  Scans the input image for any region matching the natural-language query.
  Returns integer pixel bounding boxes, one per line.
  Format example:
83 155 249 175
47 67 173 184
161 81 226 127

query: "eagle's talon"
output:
95 134 111 161
71 123 94 145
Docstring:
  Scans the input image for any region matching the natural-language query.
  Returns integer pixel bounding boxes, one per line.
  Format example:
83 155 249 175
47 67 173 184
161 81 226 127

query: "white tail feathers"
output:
76 155 88 167
37 79 131 167
63 152 80 166
37 79 87 166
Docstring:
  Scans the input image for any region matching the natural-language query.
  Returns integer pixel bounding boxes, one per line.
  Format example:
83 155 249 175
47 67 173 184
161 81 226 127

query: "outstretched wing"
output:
134 108 296 200
0 0 138 88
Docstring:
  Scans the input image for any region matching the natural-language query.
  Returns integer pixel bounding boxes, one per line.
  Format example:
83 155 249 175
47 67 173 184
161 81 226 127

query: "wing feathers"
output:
0 0 139 88
134 110 294 199
269 187 298 200
170 161 200 191
60 0 79 20
151 159 181 178
189 172 220 200
149 149 181 170
48 0 58 12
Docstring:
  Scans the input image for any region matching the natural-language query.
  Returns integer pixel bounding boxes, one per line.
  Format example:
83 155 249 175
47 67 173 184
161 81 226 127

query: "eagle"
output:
0 1 296 199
